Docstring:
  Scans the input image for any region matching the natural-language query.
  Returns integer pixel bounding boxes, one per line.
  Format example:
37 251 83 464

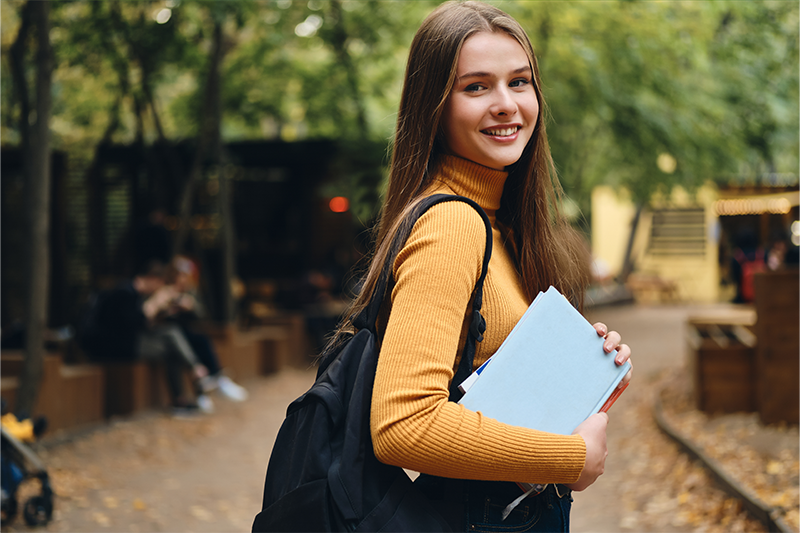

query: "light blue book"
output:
458 286 631 436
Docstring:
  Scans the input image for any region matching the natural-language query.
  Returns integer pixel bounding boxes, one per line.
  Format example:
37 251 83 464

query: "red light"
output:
329 196 349 213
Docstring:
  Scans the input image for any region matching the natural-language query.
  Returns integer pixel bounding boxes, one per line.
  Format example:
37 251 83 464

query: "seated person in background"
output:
149 256 248 402
80 261 213 415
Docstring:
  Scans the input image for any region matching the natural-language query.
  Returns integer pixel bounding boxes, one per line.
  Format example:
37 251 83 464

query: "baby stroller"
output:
1 413 54 526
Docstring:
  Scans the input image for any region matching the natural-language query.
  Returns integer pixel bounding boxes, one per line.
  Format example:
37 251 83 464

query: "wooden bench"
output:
0 350 105 433
0 320 296 429
248 312 313 369
206 323 294 377
96 322 292 417
1 350 179 423
101 360 180 417
205 323 261 381
251 326 291 374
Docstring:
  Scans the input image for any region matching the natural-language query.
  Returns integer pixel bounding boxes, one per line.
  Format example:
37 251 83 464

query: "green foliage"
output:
219 0 435 142
1 0 796 211
708 2 799 182
505 0 798 207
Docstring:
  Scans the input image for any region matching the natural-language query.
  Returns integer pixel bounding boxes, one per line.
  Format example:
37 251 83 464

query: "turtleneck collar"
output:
433 155 508 216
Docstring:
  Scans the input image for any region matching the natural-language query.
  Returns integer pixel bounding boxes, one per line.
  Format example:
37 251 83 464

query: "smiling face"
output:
441 31 539 171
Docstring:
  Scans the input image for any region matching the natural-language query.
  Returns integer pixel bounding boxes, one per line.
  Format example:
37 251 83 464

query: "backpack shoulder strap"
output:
352 194 493 400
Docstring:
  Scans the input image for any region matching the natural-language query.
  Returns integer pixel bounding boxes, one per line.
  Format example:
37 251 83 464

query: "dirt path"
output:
8 368 316 533
7 303 775 532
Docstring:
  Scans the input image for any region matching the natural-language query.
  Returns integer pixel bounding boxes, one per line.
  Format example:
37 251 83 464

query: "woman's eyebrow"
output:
458 65 532 80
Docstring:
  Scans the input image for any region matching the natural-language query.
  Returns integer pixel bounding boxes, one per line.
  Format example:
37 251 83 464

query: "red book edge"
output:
599 381 629 413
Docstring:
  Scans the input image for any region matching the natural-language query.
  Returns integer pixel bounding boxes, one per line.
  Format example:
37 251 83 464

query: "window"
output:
648 208 706 257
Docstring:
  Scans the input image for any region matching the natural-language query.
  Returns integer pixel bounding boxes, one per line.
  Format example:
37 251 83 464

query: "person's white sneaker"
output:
196 394 215 413
217 376 248 402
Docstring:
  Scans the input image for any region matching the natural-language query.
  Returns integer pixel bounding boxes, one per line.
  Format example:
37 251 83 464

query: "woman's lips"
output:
481 125 522 140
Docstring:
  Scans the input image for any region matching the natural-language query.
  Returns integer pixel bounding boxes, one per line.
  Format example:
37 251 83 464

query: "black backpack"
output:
252 194 493 532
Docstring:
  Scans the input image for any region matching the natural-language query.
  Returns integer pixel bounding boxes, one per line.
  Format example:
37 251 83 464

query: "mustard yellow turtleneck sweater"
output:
371 155 586 484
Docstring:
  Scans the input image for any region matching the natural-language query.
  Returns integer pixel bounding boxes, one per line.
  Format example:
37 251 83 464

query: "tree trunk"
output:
219 164 237 324
86 101 122 281
175 18 226 254
175 17 238 323
619 203 644 283
328 0 368 137
17 1 54 417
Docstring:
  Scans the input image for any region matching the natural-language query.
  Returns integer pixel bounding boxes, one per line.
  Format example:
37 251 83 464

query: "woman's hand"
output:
175 293 196 312
143 286 179 320
593 322 632 389
567 412 608 491
565 323 632 492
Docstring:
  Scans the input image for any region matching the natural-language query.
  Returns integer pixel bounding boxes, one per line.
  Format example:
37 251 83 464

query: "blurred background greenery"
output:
3 1 797 210
1 1 798 414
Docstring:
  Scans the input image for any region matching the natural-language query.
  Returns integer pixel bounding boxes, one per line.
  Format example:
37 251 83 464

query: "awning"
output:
714 190 799 216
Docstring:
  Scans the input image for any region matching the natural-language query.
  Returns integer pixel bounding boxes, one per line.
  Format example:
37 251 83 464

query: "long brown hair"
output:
333 1 589 344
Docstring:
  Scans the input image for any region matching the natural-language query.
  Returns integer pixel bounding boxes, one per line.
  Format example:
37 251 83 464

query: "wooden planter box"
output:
754 270 799 424
688 320 757 414
249 326 291 375
1 350 105 433
204 322 295 378
248 312 312 369
102 361 173 417
205 323 261 381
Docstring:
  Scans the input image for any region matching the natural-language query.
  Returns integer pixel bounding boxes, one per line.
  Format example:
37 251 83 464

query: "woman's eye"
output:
510 78 531 88
465 83 486 92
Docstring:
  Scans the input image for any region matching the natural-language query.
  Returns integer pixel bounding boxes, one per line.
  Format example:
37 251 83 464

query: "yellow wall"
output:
591 185 721 303
591 186 638 276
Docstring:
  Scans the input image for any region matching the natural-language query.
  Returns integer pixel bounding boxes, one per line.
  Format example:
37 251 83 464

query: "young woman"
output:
341 2 633 530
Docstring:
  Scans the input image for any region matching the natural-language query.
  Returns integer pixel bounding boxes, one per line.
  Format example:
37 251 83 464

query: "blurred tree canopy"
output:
1 0 797 217
506 1 799 208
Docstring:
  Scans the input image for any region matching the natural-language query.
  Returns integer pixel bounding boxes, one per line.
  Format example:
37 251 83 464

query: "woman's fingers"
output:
603 330 621 353
616 344 632 387
593 323 633 383
614 342 631 365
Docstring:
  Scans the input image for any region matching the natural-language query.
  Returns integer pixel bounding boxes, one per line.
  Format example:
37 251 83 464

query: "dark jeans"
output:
181 328 222 376
415 475 573 532
136 324 200 405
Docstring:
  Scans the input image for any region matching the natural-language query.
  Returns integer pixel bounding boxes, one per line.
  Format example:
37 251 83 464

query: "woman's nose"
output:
491 87 517 116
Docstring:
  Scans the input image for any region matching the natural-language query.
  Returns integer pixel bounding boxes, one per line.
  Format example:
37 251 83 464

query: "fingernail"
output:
604 341 612 352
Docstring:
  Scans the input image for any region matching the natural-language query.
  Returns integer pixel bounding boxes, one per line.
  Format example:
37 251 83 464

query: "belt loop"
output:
554 484 572 499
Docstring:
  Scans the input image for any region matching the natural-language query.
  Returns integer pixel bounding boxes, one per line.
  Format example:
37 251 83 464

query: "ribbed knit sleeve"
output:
370 200 586 484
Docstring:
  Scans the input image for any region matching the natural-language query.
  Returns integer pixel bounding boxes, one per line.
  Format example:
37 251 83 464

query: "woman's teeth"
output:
483 127 518 137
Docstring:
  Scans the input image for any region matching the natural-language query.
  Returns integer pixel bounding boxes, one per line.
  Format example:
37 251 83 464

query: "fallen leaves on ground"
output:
605 368 781 532
658 368 799 531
